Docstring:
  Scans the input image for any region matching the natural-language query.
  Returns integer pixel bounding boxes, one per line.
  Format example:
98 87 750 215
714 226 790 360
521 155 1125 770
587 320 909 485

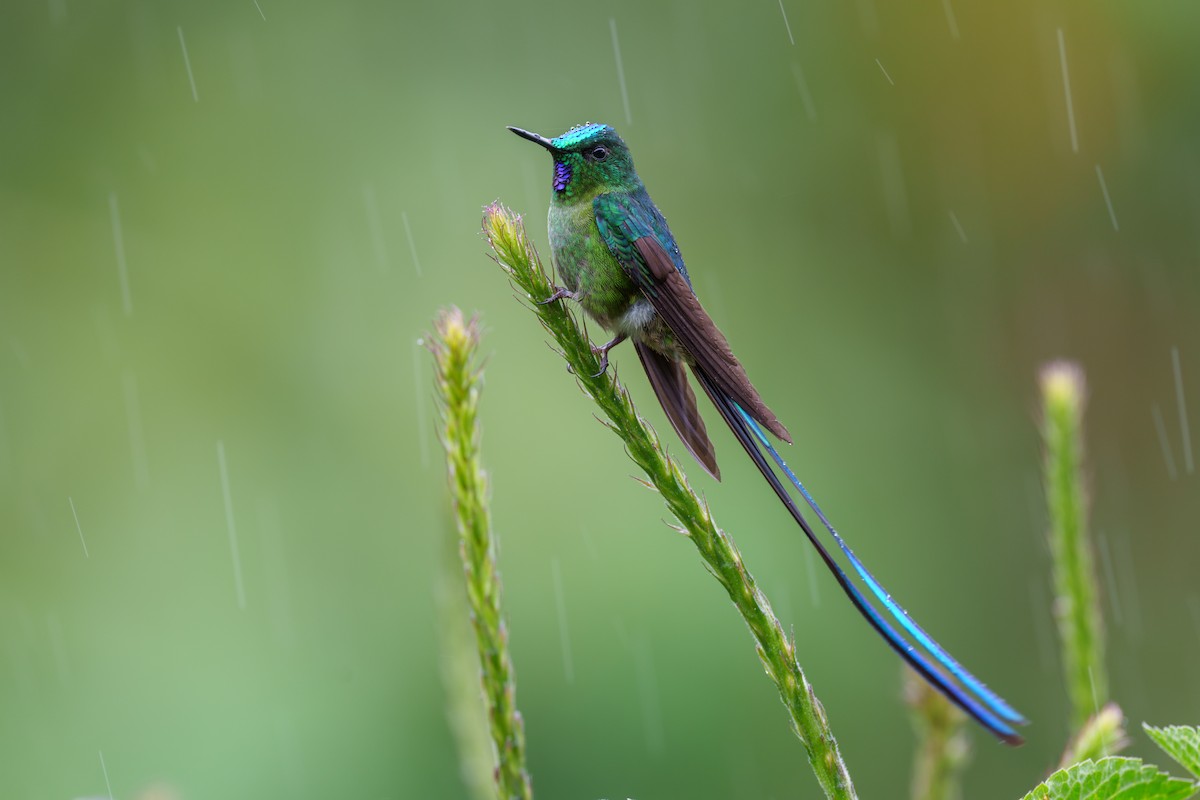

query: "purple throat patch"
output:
553 161 572 192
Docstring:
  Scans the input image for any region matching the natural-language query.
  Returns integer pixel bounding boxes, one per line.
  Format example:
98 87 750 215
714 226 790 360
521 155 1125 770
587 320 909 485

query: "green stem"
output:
482 203 856 800
905 669 969 800
430 307 533 800
436 539 495 800
1040 362 1107 734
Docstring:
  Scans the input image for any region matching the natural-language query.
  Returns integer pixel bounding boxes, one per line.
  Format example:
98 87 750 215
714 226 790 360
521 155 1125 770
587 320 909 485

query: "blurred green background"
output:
2 1 1199 797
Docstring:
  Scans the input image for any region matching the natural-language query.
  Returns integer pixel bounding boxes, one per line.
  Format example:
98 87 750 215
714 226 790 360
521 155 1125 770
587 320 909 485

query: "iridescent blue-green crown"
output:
550 122 614 149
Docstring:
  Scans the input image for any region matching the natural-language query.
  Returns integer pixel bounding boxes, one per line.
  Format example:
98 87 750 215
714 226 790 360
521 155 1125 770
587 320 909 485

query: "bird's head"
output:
508 123 640 199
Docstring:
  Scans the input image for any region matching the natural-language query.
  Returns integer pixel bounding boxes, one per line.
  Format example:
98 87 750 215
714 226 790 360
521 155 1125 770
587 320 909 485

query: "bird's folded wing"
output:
594 192 791 443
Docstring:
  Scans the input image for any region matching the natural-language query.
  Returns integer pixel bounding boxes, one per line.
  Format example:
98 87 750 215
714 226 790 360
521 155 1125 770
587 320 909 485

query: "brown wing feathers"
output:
634 340 721 480
632 237 792 444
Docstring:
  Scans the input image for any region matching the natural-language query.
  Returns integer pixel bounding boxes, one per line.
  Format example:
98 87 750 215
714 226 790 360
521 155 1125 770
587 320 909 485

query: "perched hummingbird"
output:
509 122 1027 744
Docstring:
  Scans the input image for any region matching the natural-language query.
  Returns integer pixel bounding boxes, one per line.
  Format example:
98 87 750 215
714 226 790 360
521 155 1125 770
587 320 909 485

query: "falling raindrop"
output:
1151 403 1179 481
551 558 575 684
98 750 114 800
875 58 895 86
217 440 247 610
1096 531 1123 627
941 0 961 40
1095 164 1119 231
790 62 817 121
1171 347 1194 474
69 497 89 558
177 26 199 102
401 211 423 277
777 0 795 46
1057 28 1079 153
609 19 632 126
948 210 968 243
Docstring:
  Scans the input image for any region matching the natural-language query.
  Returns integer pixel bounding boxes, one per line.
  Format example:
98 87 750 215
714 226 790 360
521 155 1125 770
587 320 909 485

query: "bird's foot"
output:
589 333 628 377
539 286 577 305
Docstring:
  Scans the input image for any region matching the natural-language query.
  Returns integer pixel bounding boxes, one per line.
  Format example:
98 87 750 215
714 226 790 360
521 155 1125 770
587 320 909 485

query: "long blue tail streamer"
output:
690 367 1024 742
736 406 1027 727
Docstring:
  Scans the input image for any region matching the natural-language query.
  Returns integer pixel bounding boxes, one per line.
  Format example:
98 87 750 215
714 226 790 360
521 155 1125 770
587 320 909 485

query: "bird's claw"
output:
589 348 611 378
589 333 628 378
539 286 576 305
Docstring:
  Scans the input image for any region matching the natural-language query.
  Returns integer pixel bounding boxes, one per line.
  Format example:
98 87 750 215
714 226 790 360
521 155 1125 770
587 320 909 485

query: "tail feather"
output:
690 366 1025 744
635 341 721 480
736 404 1027 726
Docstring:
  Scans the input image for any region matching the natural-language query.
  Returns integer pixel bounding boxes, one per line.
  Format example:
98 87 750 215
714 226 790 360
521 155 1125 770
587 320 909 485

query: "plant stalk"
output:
430 307 533 800
905 668 969 800
482 203 856 800
1040 361 1107 734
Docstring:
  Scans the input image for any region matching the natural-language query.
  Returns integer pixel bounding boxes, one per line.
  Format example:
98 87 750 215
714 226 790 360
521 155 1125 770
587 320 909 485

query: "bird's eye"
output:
590 146 609 161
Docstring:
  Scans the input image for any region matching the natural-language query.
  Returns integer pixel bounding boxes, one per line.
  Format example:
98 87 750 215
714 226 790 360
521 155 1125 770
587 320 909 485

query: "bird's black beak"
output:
507 126 557 152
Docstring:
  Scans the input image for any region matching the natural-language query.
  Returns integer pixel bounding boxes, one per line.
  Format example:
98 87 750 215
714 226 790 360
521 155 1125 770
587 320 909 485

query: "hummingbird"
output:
508 122 1027 744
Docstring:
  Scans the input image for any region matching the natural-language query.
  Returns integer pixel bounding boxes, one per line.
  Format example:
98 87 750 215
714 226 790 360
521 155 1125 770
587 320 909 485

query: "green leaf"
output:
1018 757 1195 800
1145 725 1200 780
